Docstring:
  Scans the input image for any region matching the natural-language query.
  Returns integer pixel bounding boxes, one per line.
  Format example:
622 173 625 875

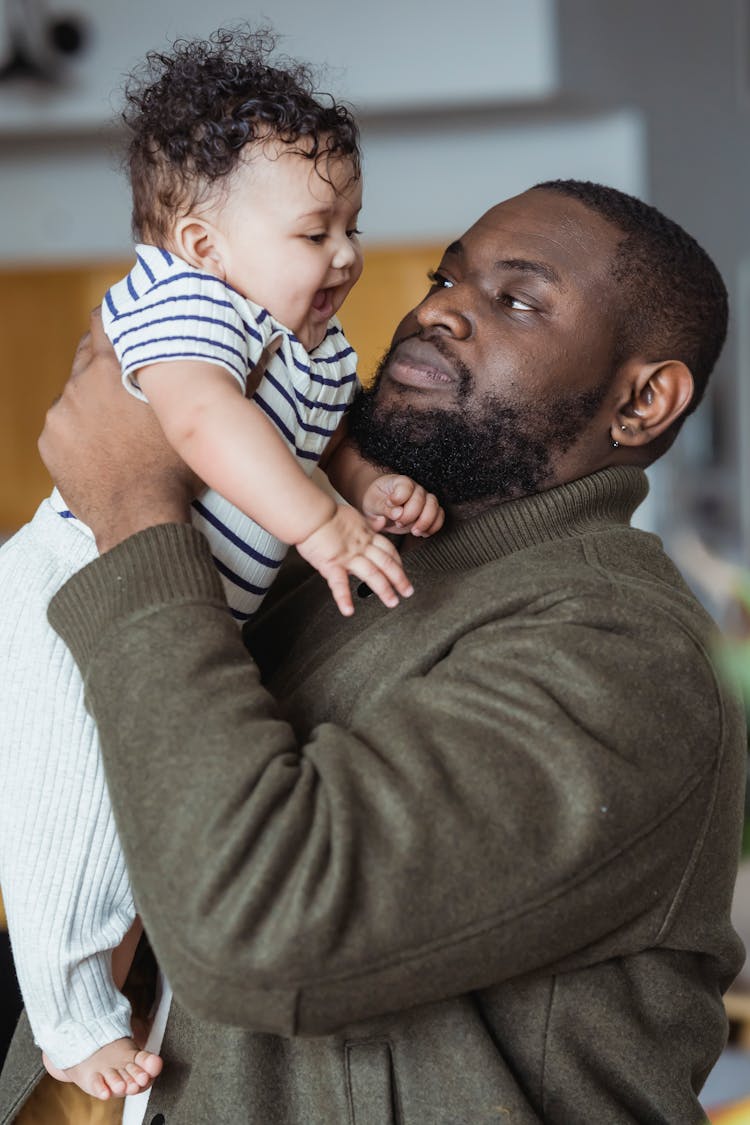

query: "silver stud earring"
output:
612 439 620 449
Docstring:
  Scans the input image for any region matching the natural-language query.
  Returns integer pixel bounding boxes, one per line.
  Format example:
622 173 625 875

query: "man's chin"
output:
353 393 444 449
376 383 453 419
347 383 559 507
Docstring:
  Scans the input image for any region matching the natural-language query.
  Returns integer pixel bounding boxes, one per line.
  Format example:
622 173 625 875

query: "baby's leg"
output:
41 917 162 1099
0 502 161 1097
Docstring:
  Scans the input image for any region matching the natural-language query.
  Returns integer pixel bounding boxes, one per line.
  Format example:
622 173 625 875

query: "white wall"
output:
0 135 131 261
361 109 644 243
0 0 649 261
0 107 645 262
0 0 557 133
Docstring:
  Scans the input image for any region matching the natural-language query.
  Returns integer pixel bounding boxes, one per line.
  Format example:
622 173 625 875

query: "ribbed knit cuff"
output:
37 1003 134 1071
48 523 227 671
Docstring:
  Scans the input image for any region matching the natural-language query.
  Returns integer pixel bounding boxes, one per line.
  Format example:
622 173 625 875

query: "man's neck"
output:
446 494 512 522
443 456 630 524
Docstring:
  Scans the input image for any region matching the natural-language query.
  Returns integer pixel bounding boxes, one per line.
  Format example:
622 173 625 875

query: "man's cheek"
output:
390 312 419 349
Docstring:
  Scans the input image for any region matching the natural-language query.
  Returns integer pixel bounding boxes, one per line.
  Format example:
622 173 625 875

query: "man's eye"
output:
427 269 453 289
502 293 535 311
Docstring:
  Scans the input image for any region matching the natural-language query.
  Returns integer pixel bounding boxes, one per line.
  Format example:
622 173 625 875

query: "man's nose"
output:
415 288 472 338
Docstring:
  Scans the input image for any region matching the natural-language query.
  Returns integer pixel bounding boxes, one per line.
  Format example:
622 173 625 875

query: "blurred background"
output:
0 0 749 1120
0 0 748 574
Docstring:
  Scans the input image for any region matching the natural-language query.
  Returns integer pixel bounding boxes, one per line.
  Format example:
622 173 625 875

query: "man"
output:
1 180 745 1124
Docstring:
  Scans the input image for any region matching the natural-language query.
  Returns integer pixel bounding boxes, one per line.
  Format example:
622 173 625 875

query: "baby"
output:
0 29 443 1104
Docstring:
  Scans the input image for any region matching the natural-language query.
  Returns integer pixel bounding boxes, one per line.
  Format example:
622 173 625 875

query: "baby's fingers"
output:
394 484 431 528
351 545 414 608
411 493 445 537
369 534 414 597
365 512 388 532
325 565 355 617
351 561 398 608
383 475 417 506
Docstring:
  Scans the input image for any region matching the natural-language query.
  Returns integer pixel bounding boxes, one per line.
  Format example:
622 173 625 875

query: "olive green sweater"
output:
1 466 745 1124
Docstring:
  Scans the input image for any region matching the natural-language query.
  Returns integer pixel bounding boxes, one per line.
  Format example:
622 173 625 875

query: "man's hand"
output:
361 474 445 538
296 504 414 616
38 307 197 554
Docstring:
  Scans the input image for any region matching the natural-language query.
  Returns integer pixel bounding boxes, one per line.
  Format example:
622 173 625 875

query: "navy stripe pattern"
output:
50 244 359 618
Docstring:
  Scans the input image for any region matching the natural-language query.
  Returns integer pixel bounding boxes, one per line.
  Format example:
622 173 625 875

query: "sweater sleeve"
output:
47 524 739 1037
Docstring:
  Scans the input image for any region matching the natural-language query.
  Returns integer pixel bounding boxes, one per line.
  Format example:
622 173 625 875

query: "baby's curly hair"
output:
123 27 361 244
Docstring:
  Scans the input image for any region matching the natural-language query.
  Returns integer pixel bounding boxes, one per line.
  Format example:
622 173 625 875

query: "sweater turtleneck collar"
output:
405 466 650 573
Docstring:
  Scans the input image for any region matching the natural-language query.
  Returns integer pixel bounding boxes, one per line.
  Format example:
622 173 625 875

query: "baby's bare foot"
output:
42 1037 162 1100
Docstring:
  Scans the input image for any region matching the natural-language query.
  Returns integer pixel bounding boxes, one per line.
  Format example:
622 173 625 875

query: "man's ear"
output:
173 217 227 279
610 358 694 448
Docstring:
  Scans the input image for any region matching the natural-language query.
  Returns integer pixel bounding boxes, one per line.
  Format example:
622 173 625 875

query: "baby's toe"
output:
125 1060 151 1087
117 1068 142 1096
89 1073 110 1101
102 1067 128 1096
135 1049 163 1078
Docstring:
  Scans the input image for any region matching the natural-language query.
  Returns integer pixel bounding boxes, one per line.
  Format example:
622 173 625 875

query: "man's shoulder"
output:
497 520 710 618
448 519 702 619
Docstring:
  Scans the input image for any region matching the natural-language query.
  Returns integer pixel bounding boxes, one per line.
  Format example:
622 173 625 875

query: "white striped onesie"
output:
0 244 358 1067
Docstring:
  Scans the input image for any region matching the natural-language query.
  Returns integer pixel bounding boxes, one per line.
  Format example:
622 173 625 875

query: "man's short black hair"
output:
123 27 361 245
533 180 728 425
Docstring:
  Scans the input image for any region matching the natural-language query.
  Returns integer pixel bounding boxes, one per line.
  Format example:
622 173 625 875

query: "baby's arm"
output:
323 430 445 538
137 362 413 615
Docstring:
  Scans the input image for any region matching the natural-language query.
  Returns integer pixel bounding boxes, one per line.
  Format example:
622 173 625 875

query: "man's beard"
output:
348 342 610 506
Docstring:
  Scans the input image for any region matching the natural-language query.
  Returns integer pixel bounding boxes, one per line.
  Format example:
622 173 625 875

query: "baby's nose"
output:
332 240 357 270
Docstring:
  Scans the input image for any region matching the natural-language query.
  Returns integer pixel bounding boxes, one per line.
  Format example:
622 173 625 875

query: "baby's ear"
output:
173 217 226 279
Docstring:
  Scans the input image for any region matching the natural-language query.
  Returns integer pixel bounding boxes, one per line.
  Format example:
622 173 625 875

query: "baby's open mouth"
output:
312 288 335 315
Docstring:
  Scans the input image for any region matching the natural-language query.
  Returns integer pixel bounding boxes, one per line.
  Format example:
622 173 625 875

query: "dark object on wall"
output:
0 932 22 1068
0 0 88 84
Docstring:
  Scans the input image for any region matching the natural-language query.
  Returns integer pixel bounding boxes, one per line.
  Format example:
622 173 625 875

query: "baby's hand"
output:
362 475 445 538
297 505 413 617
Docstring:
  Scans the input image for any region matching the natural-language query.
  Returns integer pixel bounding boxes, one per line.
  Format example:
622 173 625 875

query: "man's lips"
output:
387 338 458 390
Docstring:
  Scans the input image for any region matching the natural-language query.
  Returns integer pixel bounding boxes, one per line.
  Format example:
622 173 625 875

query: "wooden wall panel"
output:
0 244 442 534
0 262 128 534
344 243 440 382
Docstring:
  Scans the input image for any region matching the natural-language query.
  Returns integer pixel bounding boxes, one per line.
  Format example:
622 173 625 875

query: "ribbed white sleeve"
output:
0 500 135 1068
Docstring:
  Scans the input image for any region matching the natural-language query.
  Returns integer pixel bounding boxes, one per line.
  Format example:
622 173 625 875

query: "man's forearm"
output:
323 437 382 511
46 523 712 1039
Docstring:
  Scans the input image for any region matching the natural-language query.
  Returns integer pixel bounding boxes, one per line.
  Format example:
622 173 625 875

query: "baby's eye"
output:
427 269 453 290
307 233 327 244
347 227 362 240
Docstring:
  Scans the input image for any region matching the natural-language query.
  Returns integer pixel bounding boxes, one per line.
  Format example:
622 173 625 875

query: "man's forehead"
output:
452 189 620 279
